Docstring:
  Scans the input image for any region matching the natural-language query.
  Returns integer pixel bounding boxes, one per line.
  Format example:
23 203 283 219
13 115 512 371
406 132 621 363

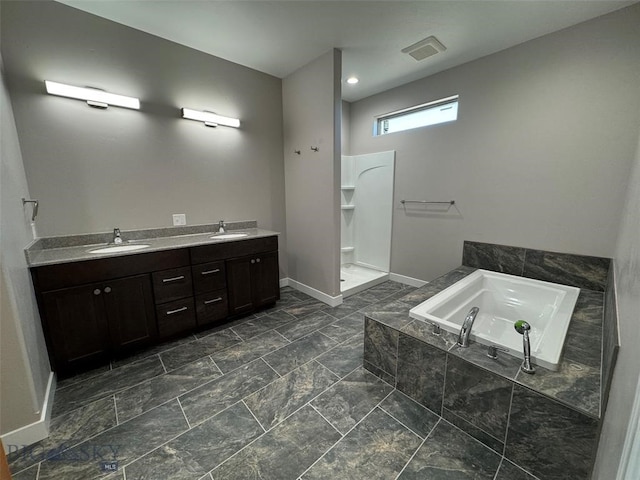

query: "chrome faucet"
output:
218 220 226 234
457 307 480 347
514 320 536 374
113 228 123 244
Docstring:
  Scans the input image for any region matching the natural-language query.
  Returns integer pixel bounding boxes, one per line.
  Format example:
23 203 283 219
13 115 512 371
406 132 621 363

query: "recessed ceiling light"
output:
346 77 359 85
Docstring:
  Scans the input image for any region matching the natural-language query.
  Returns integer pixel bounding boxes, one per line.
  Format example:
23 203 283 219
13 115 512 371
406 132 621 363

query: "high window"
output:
374 95 458 136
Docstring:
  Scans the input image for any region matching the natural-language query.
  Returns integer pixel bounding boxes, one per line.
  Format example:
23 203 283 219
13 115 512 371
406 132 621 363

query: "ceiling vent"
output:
401 36 446 61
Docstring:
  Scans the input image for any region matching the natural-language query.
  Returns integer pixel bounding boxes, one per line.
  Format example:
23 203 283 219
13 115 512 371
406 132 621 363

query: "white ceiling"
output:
56 0 636 102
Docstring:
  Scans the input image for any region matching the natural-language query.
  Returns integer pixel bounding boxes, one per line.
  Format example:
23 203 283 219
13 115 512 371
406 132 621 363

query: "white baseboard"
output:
279 277 289 288
389 272 428 288
285 278 343 307
1 371 56 451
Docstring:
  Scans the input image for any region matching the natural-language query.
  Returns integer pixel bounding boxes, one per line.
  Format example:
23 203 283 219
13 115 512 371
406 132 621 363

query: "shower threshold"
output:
340 263 388 297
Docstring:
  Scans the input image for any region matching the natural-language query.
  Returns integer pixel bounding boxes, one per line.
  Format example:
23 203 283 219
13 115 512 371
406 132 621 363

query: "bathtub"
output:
409 269 580 370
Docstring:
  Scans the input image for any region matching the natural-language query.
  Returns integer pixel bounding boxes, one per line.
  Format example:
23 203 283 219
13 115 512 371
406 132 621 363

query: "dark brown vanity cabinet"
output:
31 249 188 377
31 235 279 378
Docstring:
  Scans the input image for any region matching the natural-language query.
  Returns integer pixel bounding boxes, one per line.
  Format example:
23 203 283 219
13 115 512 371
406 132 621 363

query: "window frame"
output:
373 94 459 136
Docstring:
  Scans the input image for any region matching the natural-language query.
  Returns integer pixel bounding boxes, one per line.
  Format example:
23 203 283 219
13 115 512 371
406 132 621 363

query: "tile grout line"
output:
393 418 440 480
493 456 505 480
52 358 169 417
442 406 505 455
311 359 342 381
249 365 347 435
113 394 119 425
31 397 192 480
441 352 449 417
118 400 254 477
312 361 342 380
241 399 267 433
207 355 224 376
158 354 168 374
295 408 346 478
503 382 516 458
378 404 429 442
308 403 344 437
176 397 192 430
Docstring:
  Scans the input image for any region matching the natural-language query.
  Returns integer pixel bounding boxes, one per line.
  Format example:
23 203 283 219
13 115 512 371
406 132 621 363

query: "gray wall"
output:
0 56 51 436
592 115 640 479
283 49 341 297
348 4 640 282
1 0 286 272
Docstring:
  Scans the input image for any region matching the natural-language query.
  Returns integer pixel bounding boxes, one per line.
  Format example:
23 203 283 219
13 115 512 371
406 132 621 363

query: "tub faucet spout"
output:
457 307 480 348
113 228 123 245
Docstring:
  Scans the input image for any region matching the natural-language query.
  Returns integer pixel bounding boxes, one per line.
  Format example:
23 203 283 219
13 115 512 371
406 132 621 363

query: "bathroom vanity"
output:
27 225 279 378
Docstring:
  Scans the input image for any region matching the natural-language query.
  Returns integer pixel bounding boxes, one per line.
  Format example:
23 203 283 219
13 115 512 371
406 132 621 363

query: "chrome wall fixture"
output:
44 81 140 110
181 108 240 128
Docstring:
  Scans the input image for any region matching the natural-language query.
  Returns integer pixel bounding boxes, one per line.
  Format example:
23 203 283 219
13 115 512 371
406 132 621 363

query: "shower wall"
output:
341 151 395 271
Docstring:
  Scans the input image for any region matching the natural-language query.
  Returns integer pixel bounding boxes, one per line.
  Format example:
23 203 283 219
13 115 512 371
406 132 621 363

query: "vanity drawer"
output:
195 290 228 326
192 261 226 295
156 297 196 338
152 267 193 304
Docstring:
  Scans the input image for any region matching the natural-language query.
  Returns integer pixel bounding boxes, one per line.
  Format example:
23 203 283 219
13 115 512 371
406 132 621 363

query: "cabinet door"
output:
103 275 157 354
226 256 254 316
252 251 280 308
41 284 110 376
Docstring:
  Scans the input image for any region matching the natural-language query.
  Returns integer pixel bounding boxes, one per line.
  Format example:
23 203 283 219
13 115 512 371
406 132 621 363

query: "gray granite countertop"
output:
25 221 280 267
365 266 603 419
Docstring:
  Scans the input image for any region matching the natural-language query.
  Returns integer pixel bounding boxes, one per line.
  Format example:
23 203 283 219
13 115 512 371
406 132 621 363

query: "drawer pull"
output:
93 288 101 295
104 286 112 293
201 269 221 275
162 275 185 283
256 258 261 263
203 297 223 305
166 306 188 315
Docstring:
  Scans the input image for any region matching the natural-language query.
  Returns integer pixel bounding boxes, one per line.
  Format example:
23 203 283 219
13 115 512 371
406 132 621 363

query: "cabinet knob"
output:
93 289 101 295
104 286 112 294
251 259 255 264
256 258 261 263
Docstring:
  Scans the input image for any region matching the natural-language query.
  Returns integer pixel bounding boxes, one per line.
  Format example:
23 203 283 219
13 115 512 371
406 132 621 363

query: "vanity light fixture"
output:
44 81 140 110
181 108 241 128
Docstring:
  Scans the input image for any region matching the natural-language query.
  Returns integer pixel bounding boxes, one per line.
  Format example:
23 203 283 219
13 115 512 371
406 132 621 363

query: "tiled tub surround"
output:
364 242 616 480
25 220 269 267
7 281 539 480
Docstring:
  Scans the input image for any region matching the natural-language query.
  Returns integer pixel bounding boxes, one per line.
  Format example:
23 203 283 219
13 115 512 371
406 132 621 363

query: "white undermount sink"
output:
210 233 248 239
88 244 151 254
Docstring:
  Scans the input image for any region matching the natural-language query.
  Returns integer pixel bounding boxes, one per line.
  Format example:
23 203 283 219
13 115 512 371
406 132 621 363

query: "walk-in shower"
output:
341 151 395 296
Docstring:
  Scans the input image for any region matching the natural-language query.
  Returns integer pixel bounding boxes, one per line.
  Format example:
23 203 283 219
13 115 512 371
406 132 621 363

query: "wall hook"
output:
311 146 319 152
294 149 301 155
22 198 39 221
